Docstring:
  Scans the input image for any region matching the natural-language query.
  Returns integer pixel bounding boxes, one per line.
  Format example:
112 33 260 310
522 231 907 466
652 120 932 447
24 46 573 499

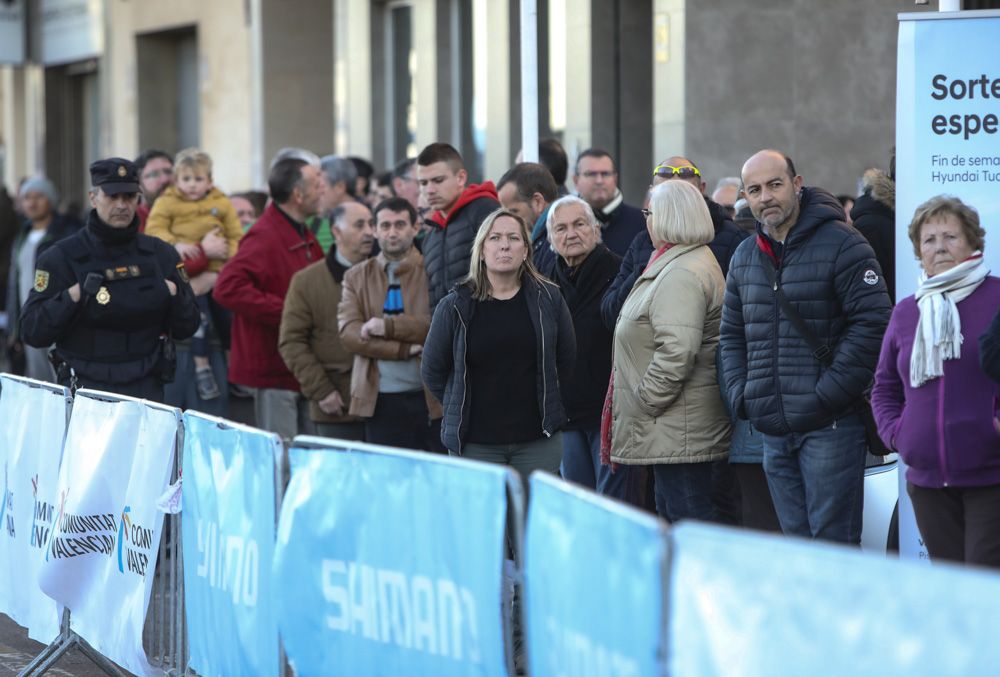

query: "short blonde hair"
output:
174 148 213 176
465 208 548 300
907 194 985 259
648 180 714 246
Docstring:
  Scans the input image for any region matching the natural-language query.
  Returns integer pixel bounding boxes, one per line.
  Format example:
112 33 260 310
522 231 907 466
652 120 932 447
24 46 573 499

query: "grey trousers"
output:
253 388 314 444
463 433 564 499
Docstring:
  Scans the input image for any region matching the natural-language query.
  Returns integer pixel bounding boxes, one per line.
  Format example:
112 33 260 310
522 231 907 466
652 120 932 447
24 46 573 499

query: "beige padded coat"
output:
610 243 731 465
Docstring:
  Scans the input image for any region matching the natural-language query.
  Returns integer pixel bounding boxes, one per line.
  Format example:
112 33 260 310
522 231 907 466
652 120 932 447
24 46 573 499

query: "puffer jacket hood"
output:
428 182 499 228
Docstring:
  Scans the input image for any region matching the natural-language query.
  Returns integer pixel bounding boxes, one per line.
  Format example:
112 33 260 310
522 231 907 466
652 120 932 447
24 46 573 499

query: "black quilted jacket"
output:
718 187 891 435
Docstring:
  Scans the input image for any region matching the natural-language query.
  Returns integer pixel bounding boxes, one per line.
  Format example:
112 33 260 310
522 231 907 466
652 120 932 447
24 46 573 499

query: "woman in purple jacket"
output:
872 195 1000 567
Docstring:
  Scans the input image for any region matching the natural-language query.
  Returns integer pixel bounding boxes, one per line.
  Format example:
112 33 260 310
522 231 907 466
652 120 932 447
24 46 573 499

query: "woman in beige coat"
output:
610 179 732 522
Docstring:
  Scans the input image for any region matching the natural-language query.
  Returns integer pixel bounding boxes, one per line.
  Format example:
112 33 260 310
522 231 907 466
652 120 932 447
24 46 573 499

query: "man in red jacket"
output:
214 149 326 443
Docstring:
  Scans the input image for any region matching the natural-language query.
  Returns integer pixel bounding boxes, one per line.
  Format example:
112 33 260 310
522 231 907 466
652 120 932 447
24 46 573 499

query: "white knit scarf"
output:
910 252 989 388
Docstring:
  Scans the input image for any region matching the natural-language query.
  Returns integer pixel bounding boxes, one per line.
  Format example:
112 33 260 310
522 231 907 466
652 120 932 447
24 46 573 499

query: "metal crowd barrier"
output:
142 422 187 676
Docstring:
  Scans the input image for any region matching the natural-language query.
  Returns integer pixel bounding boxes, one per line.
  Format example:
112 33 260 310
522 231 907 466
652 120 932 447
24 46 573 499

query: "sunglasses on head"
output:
653 164 701 180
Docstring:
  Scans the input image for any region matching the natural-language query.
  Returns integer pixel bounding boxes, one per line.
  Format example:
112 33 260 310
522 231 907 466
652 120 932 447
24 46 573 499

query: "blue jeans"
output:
652 462 719 523
560 428 631 500
761 413 867 544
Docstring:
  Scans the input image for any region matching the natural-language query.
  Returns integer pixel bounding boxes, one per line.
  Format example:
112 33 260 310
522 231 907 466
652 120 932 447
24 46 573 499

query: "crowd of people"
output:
2 137 999 571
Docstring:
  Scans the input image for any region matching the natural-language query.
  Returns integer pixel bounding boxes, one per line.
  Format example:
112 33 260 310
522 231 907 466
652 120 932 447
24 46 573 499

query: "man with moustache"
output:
20 158 199 401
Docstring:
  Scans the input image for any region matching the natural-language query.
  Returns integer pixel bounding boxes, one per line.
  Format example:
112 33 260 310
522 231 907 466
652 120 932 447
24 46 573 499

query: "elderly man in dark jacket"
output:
545 195 629 498
718 150 891 545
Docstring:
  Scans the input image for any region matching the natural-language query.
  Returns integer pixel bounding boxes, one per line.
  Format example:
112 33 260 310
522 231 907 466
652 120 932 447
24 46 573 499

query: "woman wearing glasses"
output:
600 156 745 330
421 209 576 482
607 179 732 522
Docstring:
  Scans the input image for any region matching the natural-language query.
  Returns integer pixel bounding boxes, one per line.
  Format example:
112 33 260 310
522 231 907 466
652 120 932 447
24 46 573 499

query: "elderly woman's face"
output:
919 213 975 277
549 202 599 266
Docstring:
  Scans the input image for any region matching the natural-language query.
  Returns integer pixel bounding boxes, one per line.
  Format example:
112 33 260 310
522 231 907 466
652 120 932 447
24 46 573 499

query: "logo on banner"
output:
117 505 154 577
30 474 55 549
1 462 13 538
321 559 482 663
45 488 117 561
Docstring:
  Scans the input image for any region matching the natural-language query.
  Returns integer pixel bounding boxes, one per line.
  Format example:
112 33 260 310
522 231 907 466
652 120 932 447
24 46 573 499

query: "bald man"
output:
717 149 890 545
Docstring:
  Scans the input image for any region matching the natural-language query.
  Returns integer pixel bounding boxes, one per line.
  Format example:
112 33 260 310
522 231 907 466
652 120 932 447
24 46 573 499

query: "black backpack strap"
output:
761 261 834 367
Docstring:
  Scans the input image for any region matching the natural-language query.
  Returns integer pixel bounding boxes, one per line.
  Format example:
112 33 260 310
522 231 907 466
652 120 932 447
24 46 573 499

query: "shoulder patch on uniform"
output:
33 270 49 293
863 269 879 286
176 262 190 284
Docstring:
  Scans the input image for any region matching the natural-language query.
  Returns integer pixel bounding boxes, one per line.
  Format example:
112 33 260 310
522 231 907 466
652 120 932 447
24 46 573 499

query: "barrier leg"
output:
18 609 127 677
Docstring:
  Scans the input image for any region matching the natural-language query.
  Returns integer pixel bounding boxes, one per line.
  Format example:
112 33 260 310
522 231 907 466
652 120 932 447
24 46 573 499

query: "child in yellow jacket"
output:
146 148 244 400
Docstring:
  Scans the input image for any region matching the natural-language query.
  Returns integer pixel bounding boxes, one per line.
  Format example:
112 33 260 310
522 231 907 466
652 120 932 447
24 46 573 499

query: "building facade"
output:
1 0 943 215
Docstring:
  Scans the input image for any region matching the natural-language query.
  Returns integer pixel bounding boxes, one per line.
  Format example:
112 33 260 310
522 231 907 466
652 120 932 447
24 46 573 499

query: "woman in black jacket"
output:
421 208 576 484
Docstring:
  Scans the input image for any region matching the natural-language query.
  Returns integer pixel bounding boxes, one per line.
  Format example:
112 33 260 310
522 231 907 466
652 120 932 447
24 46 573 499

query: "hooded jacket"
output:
719 187 892 436
850 169 896 303
421 275 576 453
611 243 732 464
422 182 501 309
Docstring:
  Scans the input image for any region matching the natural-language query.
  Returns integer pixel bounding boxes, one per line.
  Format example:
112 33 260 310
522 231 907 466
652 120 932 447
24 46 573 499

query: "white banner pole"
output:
520 0 539 163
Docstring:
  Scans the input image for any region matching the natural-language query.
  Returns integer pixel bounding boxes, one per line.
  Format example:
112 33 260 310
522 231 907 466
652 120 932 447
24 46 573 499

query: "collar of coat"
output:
636 243 703 281
375 245 423 277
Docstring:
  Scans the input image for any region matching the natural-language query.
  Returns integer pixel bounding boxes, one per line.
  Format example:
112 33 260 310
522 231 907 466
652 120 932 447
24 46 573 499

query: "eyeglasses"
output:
653 164 701 180
641 208 652 218
580 170 616 180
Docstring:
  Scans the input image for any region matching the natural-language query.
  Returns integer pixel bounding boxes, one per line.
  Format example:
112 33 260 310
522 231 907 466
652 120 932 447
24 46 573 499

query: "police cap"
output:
90 158 140 196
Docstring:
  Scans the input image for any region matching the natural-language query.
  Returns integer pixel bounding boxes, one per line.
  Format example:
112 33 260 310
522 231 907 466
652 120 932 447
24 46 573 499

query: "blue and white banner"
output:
668 521 1000 675
37 390 179 677
182 413 281 677
273 440 511 676
896 12 1000 300
0 375 69 642
524 473 667 677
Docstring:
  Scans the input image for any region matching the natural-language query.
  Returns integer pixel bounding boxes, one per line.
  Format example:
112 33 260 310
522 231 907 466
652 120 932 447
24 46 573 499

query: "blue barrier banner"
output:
273 443 509 677
182 413 281 677
525 473 666 677
668 522 1000 676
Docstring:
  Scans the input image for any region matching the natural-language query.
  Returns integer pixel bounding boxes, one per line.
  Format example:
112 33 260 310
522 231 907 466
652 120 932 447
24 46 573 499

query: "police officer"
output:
19 158 200 401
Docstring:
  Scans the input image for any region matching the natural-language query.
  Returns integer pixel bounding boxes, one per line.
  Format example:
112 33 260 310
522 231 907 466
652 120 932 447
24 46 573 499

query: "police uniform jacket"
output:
19 210 200 386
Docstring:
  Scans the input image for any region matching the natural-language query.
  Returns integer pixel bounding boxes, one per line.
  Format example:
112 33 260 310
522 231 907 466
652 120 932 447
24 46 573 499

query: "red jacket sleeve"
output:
212 232 286 326
183 247 210 277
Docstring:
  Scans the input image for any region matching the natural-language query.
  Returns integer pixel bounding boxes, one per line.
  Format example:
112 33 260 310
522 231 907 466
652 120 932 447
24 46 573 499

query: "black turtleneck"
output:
87 209 140 246
275 205 308 238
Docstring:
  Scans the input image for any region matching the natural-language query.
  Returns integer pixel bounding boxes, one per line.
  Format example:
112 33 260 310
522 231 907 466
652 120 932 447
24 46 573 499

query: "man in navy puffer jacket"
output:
718 150 891 545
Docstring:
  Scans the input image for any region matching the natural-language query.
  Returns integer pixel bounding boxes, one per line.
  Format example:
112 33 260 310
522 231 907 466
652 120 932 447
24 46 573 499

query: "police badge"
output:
33 270 49 293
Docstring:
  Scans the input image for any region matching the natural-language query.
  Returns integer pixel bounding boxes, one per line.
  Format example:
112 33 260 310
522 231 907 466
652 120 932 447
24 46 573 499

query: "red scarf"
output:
600 243 675 468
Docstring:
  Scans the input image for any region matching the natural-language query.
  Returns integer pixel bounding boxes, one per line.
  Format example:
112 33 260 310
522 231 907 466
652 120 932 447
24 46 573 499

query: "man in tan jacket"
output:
278 201 375 440
338 197 443 451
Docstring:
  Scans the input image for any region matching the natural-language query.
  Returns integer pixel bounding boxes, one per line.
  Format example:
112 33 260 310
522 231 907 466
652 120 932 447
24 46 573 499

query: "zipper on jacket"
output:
538 286 551 438
455 305 469 454
772 268 789 431
937 374 949 486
